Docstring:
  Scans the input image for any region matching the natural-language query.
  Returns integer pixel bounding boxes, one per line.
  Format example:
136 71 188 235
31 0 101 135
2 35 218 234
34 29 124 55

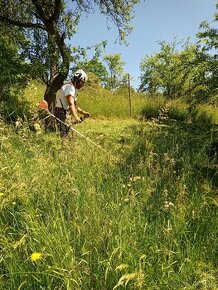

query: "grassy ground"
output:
0 81 217 289
0 113 217 289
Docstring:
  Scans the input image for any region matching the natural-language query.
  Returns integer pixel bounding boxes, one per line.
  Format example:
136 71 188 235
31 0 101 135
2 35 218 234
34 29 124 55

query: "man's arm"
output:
66 95 81 123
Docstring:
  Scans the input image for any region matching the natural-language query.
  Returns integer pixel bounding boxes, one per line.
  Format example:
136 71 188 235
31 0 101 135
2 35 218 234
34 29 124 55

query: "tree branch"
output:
31 0 47 20
48 0 62 22
0 16 45 30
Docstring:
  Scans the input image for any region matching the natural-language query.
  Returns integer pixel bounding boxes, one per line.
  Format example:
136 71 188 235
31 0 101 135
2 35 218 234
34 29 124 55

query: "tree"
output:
139 3 218 103
139 40 193 98
0 0 140 110
197 2 218 52
104 53 126 90
139 39 217 103
0 24 29 100
196 3 218 102
72 41 109 87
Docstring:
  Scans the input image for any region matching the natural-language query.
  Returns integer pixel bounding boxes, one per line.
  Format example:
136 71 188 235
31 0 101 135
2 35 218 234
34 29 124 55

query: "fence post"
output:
127 73 132 117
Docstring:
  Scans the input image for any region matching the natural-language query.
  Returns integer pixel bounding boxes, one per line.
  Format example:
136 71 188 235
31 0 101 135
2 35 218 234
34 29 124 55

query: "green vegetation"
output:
1 81 218 289
139 4 217 104
0 0 140 105
0 2 217 289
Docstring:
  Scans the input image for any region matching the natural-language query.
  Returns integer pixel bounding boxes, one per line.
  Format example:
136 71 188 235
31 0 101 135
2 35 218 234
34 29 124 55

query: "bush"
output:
191 104 218 125
140 96 166 119
0 93 31 122
167 99 190 121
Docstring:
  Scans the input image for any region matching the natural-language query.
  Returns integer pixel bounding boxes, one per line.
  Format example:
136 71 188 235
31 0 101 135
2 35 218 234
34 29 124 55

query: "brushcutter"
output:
38 100 109 154
39 100 88 125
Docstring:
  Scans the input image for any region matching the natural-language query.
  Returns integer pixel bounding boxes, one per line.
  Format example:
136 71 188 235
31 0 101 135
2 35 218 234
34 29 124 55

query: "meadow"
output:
0 83 217 289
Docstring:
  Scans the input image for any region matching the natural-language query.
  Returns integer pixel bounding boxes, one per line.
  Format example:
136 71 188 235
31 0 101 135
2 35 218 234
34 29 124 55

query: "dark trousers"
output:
54 107 70 137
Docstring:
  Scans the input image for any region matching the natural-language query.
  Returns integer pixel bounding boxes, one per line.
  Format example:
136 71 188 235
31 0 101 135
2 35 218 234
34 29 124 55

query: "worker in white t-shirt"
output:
55 69 91 137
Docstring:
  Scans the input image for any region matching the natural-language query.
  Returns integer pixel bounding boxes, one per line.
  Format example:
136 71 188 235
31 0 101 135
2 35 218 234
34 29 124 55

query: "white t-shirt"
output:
55 83 77 110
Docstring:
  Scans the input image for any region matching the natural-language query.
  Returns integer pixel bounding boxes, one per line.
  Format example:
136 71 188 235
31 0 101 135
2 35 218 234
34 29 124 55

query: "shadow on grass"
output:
115 120 218 272
122 120 217 190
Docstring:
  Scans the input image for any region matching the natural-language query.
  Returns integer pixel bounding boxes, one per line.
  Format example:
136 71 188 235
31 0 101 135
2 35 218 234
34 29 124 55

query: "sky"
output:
72 0 217 88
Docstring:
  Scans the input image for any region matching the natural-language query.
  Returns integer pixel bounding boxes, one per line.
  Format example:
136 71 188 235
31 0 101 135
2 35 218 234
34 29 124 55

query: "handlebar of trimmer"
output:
38 100 90 127
72 114 90 125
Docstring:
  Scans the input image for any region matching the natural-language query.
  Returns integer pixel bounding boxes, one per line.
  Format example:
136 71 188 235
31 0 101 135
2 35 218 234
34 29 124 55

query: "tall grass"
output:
78 86 147 118
191 104 218 125
167 99 189 121
0 115 217 289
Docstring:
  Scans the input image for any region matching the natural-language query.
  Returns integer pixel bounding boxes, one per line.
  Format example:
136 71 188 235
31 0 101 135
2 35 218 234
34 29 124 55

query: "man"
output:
55 69 91 137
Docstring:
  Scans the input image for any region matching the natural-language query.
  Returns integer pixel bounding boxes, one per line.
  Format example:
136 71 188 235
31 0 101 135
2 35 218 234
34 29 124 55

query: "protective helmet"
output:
73 69 88 82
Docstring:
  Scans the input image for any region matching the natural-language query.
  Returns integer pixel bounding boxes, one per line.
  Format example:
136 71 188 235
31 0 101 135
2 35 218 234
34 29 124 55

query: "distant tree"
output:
0 0 140 110
197 2 218 52
80 58 109 87
139 3 218 103
139 39 217 103
104 53 126 90
196 3 218 101
72 41 109 87
139 40 192 98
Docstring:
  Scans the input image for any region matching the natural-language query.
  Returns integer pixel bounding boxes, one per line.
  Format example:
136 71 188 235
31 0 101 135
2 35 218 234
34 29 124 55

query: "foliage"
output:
0 115 217 289
0 24 33 121
167 99 190 121
197 2 218 52
196 3 218 100
139 3 218 104
72 43 109 86
78 82 147 117
140 96 166 119
140 96 218 124
0 0 140 105
0 24 30 100
73 48 130 90
104 53 126 90
139 40 216 103
191 104 218 125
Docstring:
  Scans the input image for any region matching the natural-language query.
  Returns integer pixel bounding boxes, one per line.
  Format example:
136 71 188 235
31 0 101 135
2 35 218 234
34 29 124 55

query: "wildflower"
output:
33 123 41 131
30 252 43 262
163 201 174 211
163 220 172 234
130 176 141 182
0 192 4 197
115 263 129 272
163 153 170 162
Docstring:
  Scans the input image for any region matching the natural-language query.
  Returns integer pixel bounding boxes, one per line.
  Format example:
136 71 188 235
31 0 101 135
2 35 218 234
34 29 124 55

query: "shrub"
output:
140 96 166 119
167 99 190 121
191 104 218 125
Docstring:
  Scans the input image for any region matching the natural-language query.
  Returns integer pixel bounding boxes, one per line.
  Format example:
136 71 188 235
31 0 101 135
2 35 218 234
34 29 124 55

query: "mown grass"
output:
0 111 217 289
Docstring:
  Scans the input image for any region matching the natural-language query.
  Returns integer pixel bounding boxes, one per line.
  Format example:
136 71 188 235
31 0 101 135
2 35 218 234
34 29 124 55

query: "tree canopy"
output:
139 3 218 104
0 0 140 107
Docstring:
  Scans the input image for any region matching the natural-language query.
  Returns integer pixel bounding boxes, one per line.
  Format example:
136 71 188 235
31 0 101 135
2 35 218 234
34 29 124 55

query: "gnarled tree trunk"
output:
44 73 66 112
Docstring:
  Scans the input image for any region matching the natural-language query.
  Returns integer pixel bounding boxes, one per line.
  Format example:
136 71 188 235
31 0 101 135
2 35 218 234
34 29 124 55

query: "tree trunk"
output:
44 73 66 112
42 72 66 131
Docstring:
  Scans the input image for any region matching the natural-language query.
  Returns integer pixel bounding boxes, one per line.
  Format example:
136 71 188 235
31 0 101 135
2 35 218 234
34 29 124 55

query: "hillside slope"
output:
0 117 217 289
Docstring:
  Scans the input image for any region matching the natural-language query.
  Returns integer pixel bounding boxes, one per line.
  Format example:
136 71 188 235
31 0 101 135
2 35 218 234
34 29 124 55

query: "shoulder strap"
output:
59 98 66 111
